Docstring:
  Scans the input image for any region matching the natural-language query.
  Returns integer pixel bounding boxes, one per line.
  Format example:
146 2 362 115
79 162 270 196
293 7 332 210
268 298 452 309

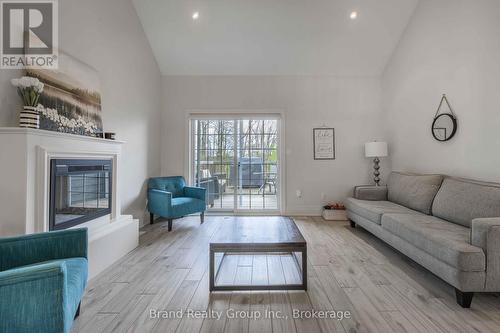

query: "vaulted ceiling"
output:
132 0 418 76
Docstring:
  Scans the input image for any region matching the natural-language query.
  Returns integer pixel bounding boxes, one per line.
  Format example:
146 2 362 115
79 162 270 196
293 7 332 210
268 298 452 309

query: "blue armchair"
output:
148 176 207 231
0 228 88 333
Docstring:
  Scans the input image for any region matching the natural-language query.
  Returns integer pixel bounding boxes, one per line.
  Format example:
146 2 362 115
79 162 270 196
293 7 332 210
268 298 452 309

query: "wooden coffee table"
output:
209 217 307 291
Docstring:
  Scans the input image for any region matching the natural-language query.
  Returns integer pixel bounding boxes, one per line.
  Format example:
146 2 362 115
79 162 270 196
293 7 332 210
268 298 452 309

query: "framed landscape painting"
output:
26 52 103 137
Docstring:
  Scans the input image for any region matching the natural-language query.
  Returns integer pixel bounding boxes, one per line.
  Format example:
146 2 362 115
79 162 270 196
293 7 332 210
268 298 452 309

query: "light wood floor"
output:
72 216 500 333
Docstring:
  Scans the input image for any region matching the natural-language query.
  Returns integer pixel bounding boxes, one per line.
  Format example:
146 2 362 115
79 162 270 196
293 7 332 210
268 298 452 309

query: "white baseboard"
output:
140 207 323 222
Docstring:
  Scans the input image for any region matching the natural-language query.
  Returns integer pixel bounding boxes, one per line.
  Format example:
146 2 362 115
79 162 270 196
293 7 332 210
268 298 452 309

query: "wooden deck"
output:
72 216 500 333
211 190 278 210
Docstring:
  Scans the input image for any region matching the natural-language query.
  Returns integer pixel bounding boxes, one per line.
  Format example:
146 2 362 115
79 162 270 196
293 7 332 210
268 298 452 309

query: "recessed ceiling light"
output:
192 11 200 20
350 11 358 20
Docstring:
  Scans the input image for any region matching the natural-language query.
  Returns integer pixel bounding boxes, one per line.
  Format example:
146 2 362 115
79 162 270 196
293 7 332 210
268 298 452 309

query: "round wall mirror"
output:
432 113 457 142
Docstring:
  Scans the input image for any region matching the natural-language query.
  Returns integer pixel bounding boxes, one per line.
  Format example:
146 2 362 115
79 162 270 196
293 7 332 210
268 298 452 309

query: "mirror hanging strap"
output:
435 94 456 118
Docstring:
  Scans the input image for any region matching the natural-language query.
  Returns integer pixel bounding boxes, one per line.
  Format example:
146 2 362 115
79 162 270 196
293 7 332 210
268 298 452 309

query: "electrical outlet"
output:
296 190 302 198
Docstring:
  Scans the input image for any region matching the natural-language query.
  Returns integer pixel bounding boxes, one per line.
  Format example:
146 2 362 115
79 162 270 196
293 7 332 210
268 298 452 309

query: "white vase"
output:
19 106 40 129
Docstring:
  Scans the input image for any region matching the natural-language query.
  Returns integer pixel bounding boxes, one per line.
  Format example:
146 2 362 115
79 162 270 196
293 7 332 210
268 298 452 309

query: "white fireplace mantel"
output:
0 127 139 279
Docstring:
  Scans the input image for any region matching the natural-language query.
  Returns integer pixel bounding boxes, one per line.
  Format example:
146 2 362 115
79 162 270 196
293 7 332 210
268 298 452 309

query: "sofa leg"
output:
74 302 81 319
168 219 173 232
349 220 356 228
201 212 205 224
455 288 474 308
150 213 154 224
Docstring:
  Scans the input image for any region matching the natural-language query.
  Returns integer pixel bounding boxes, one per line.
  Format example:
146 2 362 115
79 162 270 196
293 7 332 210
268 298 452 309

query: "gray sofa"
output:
346 172 500 308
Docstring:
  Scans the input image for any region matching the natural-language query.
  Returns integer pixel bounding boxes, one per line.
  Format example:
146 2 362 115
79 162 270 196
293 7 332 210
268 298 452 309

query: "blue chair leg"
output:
201 212 205 224
168 219 173 231
150 213 154 224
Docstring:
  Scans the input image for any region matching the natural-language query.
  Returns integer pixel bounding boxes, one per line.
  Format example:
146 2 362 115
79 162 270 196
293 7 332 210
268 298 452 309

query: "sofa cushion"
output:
171 197 206 217
432 177 500 228
345 198 422 225
381 213 485 272
387 172 444 215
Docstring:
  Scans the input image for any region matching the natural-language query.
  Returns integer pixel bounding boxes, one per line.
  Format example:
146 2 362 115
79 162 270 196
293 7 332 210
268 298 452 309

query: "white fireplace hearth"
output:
0 127 139 279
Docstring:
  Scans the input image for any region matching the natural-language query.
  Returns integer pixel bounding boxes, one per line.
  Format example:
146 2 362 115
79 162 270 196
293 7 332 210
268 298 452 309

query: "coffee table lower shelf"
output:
209 244 307 291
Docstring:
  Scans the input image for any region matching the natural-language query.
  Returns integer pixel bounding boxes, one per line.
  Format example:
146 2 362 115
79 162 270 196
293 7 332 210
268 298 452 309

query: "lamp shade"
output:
365 141 388 158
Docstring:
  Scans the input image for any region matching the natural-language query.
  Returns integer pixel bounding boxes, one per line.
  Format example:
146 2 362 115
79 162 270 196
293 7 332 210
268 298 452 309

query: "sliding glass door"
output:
190 117 280 212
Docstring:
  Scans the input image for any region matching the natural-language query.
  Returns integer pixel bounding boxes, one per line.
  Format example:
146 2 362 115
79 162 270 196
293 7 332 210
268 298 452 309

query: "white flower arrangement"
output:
11 76 44 107
38 105 99 135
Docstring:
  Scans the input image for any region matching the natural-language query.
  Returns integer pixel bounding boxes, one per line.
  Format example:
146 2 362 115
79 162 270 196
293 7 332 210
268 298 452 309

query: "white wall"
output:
0 0 162 225
382 0 500 182
161 76 388 215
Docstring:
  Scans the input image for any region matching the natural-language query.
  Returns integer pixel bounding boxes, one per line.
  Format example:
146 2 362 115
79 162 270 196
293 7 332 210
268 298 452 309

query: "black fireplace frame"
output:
49 159 113 231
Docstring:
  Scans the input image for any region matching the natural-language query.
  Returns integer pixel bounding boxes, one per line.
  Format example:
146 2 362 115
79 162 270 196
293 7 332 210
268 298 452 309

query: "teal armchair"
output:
148 176 206 231
0 229 88 333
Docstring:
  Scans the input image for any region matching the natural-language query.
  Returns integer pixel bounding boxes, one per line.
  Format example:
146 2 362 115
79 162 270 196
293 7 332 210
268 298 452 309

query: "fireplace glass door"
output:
49 159 112 230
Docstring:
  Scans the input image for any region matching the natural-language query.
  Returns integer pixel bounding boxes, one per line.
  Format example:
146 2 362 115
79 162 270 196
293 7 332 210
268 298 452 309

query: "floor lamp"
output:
365 141 388 186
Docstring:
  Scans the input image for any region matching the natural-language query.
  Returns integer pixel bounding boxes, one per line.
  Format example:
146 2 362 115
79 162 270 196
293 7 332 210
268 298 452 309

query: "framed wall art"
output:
313 128 335 160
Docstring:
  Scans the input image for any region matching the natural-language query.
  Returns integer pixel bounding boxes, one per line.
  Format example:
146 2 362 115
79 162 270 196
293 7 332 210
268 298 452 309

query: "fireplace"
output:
49 159 112 230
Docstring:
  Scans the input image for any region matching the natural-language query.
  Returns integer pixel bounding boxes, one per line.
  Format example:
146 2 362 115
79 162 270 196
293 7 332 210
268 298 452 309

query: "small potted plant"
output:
11 76 44 129
322 202 347 221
